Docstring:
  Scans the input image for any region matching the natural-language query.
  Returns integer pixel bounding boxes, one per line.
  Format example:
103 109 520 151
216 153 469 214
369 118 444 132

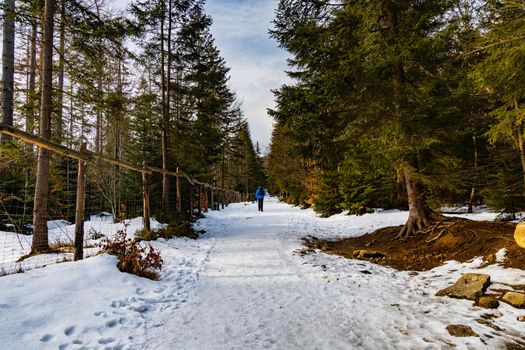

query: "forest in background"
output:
267 0 525 231
0 0 266 251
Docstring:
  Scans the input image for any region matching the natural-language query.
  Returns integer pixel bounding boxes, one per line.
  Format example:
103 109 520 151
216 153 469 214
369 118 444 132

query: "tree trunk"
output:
398 157 439 237
176 168 181 217
94 1 103 154
26 18 38 140
221 154 225 209
68 83 74 148
518 128 525 187
1 0 16 142
74 143 87 261
395 166 407 210
188 184 193 217
56 0 65 142
95 79 102 153
381 2 439 237
198 184 202 216
160 0 170 214
142 165 151 233
113 57 123 159
32 0 56 253
468 135 479 213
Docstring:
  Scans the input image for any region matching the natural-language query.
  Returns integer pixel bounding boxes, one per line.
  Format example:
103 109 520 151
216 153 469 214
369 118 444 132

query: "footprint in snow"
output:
98 337 115 344
40 334 53 342
132 304 150 313
64 326 75 336
105 319 119 328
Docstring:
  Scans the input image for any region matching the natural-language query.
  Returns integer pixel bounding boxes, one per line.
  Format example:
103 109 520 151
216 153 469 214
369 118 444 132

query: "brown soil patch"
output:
304 219 525 271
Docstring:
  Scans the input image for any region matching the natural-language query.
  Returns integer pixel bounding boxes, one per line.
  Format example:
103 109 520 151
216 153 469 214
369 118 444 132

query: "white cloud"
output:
205 0 291 150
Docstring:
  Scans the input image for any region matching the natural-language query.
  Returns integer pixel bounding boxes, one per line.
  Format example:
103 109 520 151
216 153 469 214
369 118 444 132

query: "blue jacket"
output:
255 187 267 200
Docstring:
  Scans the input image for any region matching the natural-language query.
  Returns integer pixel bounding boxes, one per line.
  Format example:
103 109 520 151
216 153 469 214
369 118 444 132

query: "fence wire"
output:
0 128 243 276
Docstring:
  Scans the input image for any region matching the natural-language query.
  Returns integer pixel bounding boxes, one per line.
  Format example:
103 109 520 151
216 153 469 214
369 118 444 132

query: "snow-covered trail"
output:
2 198 524 350
141 198 515 350
146 198 377 349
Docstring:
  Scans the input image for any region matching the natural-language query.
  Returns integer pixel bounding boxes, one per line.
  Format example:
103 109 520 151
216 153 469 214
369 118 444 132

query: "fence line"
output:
0 122 243 263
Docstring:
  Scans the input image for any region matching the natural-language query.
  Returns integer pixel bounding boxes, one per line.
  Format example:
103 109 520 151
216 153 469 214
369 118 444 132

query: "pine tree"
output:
271 0 471 235
472 0 525 187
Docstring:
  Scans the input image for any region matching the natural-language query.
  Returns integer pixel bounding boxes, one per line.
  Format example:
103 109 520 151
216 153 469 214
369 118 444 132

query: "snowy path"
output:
147 201 372 349
1 198 525 350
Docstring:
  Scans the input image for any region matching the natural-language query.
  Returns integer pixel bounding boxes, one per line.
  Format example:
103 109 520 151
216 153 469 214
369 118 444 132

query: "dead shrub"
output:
100 230 163 280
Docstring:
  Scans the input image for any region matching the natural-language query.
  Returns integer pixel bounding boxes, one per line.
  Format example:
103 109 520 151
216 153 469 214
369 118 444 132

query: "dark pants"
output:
257 198 264 211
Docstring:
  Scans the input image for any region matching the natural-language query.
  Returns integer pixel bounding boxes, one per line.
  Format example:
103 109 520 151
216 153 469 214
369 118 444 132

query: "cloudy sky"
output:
205 0 291 151
115 0 291 151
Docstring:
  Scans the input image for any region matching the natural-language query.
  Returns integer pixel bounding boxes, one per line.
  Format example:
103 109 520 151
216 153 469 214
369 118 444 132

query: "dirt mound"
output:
305 219 525 271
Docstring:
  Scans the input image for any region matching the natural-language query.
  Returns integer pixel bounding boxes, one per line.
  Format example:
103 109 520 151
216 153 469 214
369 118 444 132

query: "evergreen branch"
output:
463 36 525 56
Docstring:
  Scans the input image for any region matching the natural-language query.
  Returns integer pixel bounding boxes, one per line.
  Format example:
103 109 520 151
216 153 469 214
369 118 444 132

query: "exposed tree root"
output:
397 213 444 239
397 214 470 241
425 219 464 245
307 219 525 271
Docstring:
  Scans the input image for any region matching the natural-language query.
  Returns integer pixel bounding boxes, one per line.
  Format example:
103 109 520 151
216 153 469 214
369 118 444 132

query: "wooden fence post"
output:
142 162 151 233
74 143 87 261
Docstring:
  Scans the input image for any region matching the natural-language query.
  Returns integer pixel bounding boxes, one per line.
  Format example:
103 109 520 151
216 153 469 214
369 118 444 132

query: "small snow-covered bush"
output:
100 230 163 280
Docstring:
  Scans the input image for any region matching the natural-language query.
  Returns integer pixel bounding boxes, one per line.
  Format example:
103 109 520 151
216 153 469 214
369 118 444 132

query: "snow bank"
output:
0 216 165 275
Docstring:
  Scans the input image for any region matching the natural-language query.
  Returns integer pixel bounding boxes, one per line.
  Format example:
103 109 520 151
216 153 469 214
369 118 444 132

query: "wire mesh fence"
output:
0 124 243 276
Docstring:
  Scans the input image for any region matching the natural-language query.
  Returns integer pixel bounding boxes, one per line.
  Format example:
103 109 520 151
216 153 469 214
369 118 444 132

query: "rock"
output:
501 291 525 308
446 324 477 337
352 250 385 258
514 222 525 249
436 273 491 300
476 296 500 309
517 315 525 322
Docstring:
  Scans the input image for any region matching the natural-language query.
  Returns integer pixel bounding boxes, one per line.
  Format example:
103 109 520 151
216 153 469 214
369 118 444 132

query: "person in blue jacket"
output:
255 186 267 212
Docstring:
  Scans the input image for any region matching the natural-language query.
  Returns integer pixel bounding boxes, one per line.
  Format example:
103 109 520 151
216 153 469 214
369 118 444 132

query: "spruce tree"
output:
271 0 478 235
472 0 525 187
